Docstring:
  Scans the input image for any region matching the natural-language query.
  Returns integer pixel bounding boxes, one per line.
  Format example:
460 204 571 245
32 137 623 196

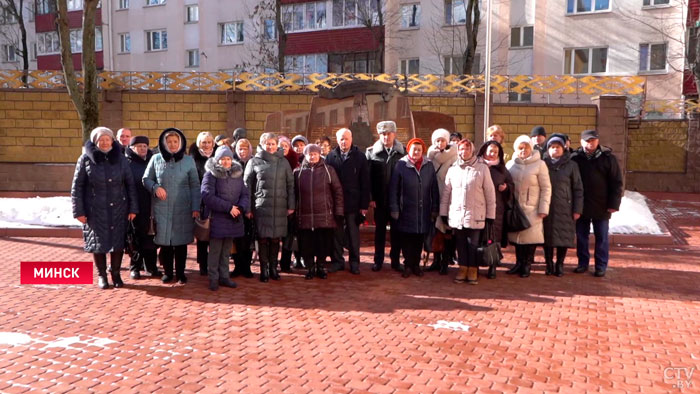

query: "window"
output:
566 0 610 14
30 42 36 60
1 8 17 24
444 0 466 25
332 0 378 27
328 52 378 73
510 26 533 48
220 22 244 44
37 32 60 55
444 54 480 74
282 2 326 32
67 0 83 10
186 5 198 22
36 0 56 15
264 19 277 40
399 58 419 74
146 0 165 5
66 28 103 53
187 49 199 67
508 81 531 102
643 0 669 5
3 44 17 62
118 0 129 9
639 43 666 72
146 29 168 51
285 53 328 73
564 47 607 74
401 4 420 28
119 33 131 53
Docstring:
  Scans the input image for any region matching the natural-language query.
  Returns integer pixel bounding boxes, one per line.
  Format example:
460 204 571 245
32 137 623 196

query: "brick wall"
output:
627 120 688 173
244 93 314 143
408 96 475 142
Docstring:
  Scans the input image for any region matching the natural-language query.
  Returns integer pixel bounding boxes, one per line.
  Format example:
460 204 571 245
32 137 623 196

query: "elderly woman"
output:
476 141 514 279
542 136 583 277
125 135 159 279
230 138 255 278
440 139 496 285
71 127 138 289
316 136 332 157
243 132 295 283
189 131 216 276
506 135 552 278
143 128 201 284
278 135 301 273
294 144 344 280
201 146 249 291
426 128 458 275
389 138 440 278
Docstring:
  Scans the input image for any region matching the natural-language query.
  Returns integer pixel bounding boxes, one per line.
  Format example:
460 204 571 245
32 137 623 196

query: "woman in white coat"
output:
506 135 552 278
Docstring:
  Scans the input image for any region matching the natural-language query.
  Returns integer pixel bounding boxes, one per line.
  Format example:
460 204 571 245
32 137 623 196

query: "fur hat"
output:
90 127 114 144
376 120 397 134
303 143 323 156
214 145 234 161
129 136 149 146
431 128 451 145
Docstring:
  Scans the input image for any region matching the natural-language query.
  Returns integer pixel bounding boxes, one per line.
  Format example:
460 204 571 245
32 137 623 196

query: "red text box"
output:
21 261 93 285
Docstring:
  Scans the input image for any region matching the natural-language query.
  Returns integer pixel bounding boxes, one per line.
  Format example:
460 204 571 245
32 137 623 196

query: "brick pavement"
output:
0 193 699 393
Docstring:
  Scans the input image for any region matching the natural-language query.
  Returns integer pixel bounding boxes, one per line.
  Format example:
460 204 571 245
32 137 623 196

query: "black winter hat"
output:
530 126 546 138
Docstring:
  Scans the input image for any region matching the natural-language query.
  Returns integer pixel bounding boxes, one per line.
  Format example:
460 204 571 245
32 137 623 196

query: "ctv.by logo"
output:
664 367 695 391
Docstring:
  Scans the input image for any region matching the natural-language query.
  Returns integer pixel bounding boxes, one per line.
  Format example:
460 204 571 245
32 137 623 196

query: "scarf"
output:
458 155 478 167
199 148 213 158
409 156 423 171
484 158 499 167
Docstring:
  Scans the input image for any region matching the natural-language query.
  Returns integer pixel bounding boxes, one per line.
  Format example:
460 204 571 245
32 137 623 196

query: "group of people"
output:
71 120 622 291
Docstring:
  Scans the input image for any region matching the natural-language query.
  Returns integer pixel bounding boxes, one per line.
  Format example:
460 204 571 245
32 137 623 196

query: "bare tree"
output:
55 0 99 141
0 0 30 84
356 0 386 73
241 0 286 72
425 0 480 75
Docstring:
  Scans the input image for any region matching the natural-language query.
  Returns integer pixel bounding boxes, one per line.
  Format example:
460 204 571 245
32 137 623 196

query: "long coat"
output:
71 140 139 253
427 144 458 232
571 146 623 220
506 152 552 245
486 162 514 246
294 159 344 230
143 128 201 246
439 157 497 230
366 139 405 211
243 146 295 239
325 145 370 215
542 152 584 247
201 158 250 239
125 147 156 250
389 156 440 234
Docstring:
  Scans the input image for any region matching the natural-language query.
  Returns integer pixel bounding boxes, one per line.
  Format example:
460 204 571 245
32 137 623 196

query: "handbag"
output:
125 220 141 260
194 217 210 241
432 230 446 253
477 221 501 268
147 205 157 236
504 198 531 233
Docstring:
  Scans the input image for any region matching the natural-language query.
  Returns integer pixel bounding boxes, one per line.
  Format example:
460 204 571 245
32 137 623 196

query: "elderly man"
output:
326 128 370 274
366 121 405 272
530 126 547 157
117 128 132 147
571 129 623 278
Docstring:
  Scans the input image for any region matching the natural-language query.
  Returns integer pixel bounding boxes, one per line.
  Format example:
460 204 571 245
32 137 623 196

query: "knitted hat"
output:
530 125 546 138
431 128 451 145
376 120 397 134
303 143 323 156
233 127 247 140
406 138 427 152
90 127 114 144
291 134 309 146
513 135 533 150
546 136 565 149
129 136 149 146
214 145 234 161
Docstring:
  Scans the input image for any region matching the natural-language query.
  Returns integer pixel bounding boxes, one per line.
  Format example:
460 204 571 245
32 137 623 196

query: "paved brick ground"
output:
1 193 699 393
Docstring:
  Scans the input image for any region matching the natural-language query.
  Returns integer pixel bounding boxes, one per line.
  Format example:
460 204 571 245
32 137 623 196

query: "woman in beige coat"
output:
506 135 552 278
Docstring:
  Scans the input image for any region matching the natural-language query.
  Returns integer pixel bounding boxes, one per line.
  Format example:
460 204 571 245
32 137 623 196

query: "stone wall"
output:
627 120 688 173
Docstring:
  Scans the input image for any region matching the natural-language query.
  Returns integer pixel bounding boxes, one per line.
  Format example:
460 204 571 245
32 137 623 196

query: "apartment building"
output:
0 0 37 71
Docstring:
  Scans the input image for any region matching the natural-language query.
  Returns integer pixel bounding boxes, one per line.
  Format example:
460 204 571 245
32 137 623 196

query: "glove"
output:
334 215 344 225
390 212 399 220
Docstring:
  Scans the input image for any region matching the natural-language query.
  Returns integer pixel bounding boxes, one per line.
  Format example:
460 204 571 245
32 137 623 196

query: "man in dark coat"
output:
366 120 405 272
326 128 370 274
530 126 547 157
571 129 623 277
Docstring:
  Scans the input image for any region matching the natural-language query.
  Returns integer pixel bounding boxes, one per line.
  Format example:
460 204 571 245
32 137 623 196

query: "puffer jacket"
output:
543 151 584 247
389 156 440 234
506 151 552 245
201 158 250 239
294 158 344 230
325 145 370 215
571 146 623 220
243 145 295 238
486 162 514 246
366 139 405 210
125 147 156 250
427 144 458 232
143 128 201 246
439 156 496 230
71 140 139 253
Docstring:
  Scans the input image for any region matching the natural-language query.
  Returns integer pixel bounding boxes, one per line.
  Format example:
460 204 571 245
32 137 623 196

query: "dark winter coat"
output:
366 139 405 210
125 147 156 250
542 151 584 247
143 128 201 246
325 145 370 214
201 158 250 239
243 146 295 238
189 142 216 182
389 156 440 234
487 163 514 246
71 140 139 253
571 146 623 220
294 159 344 230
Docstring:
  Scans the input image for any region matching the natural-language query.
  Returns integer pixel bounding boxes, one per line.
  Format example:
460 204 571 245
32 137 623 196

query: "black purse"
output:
504 198 531 233
147 205 157 236
477 221 501 268
125 220 141 261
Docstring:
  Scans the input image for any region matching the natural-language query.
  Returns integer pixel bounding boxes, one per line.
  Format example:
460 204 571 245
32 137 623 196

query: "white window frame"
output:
118 0 129 10
639 42 667 73
399 58 420 74
642 0 669 7
263 19 277 41
185 4 198 23
443 54 480 74
67 0 83 11
145 0 165 6
220 22 244 45
332 0 378 28
1 7 18 24
186 49 199 67
146 29 167 51
563 47 608 75
67 28 103 53
37 31 60 55
282 1 327 33
400 4 421 29
510 26 533 48
566 0 610 15
119 33 131 53
30 42 36 60
284 53 328 73
3 44 18 62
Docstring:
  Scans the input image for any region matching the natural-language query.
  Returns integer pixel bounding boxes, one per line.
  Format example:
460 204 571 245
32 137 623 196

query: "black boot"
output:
487 264 496 279
316 259 328 279
280 249 293 273
94 253 109 290
110 252 124 288
520 246 533 278
439 252 449 275
258 241 270 283
269 240 281 280
427 253 441 272
305 261 316 280
507 246 523 275
555 247 567 277
544 247 554 276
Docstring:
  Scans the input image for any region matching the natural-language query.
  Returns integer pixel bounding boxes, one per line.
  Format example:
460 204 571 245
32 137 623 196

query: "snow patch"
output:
0 197 80 228
0 332 32 346
426 320 471 332
0 332 116 348
609 191 662 235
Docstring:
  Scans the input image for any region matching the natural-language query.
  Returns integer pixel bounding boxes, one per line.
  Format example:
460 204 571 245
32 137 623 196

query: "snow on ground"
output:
0 331 117 348
0 192 663 234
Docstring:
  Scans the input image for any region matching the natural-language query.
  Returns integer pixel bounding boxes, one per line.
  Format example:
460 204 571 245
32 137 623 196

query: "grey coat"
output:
542 152 584 247
244 146 295 239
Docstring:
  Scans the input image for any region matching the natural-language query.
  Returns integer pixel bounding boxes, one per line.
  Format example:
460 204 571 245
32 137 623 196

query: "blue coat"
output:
201 158 250 239
71 140 139 253
143 128 201 246
389 156 440 235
